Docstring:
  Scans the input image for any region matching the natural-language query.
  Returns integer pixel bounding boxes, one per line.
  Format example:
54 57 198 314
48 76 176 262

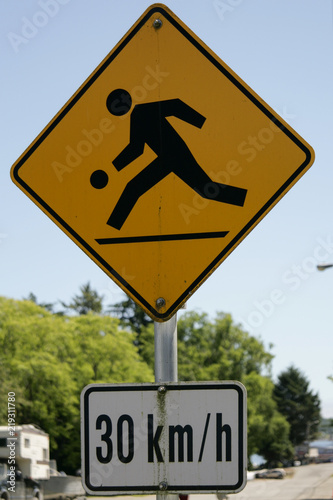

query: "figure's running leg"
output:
107 158 168 230
175 160 247 207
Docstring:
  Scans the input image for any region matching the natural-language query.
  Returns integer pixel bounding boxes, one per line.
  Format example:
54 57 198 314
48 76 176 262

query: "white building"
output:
0 424 50 479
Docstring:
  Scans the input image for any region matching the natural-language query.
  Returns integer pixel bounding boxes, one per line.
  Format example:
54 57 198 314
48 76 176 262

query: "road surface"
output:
231 462 333 499
90 463 333 500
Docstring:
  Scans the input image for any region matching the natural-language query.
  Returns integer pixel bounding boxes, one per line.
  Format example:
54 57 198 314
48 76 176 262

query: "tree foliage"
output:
60 282 104 315
245 372 293 465
0 296 153 473
23 292 55 312
176 311 273 381
108 296 153 334
1 287 320 473
140 310 293 462
274 365 321 445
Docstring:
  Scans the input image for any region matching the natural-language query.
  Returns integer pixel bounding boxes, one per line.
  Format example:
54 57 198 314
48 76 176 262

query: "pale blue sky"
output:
1 0 333 417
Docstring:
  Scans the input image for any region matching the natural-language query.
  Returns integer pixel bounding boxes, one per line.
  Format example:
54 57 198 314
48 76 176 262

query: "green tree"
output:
138 322 155 367
0 297 80 471
68 313 153 386
0 296 153 472
60 282 103 315
139 310 293 462
274 365 321 445
108 295 153 335
176 311 273 381
23 292 54 312
245 372 293 465
108 295 154 357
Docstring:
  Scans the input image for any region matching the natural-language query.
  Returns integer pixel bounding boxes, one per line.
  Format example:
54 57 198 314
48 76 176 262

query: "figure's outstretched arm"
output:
163 98 206 129
113 111 145 171
113 142 143 171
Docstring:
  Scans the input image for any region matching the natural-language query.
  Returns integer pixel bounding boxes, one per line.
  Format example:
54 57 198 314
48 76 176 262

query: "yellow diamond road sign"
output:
11 3 314 322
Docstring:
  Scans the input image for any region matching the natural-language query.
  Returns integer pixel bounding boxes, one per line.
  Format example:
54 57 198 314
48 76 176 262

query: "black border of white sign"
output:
81 382 247 494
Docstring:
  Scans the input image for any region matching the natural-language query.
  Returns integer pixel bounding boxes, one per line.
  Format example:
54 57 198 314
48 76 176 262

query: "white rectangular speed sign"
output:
81 382 247 494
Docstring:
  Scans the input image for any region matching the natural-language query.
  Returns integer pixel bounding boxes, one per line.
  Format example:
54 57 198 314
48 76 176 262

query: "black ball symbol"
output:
106 89 132 116
90 170 109 189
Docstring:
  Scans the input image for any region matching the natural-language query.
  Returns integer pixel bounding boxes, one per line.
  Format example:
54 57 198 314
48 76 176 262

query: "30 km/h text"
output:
95 413 232 464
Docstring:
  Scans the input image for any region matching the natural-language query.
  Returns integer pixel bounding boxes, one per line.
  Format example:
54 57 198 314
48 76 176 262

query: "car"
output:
0 463 41 500
255 468 286 479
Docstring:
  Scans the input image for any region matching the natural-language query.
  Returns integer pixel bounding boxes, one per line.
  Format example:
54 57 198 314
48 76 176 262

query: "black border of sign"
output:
82 383 246 493
12 5 313 321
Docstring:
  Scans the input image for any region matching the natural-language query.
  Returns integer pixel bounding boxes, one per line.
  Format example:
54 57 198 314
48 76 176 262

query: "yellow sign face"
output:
11 3 314 321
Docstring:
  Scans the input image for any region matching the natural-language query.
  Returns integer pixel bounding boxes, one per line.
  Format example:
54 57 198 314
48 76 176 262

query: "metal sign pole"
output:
154 313 178 500
155 314 178 383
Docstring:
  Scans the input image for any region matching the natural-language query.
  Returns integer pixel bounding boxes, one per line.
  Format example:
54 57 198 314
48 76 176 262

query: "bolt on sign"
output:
11 3 314 322
81 382 247 494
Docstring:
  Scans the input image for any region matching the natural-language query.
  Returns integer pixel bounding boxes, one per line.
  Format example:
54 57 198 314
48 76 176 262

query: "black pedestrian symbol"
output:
90 89 247 230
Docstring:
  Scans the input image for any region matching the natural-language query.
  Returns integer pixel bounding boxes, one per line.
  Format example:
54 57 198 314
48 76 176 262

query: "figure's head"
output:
106 89 132 116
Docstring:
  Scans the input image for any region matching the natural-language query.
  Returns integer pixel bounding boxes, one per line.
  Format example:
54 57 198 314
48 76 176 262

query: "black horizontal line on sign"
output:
96 231 229 245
